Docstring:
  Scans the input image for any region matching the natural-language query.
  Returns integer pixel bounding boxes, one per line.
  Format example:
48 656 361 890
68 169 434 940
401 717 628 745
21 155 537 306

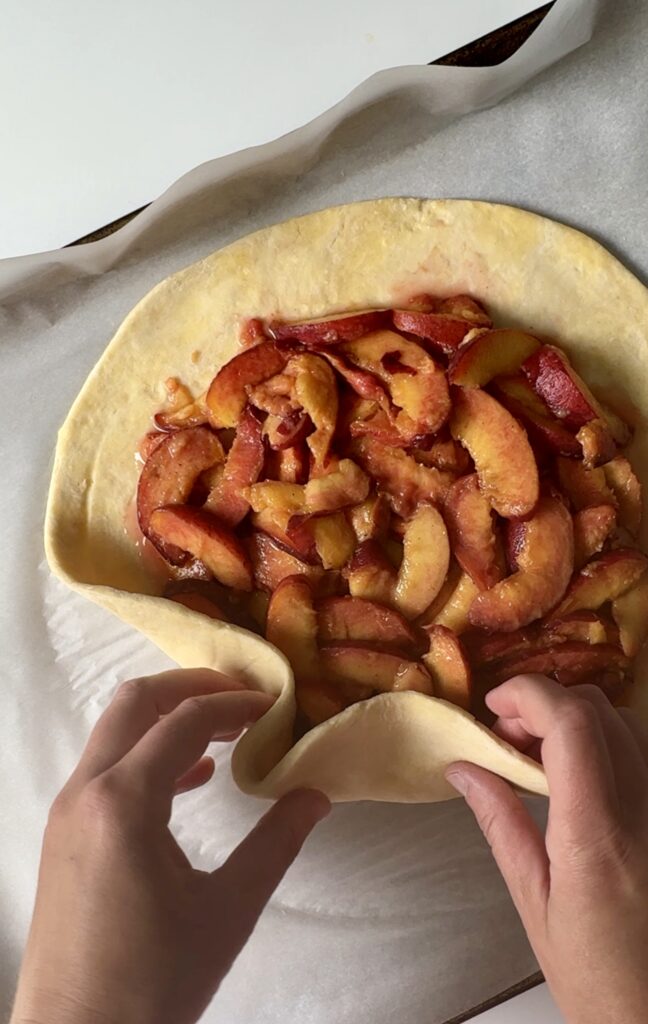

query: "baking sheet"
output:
5 0 648 1020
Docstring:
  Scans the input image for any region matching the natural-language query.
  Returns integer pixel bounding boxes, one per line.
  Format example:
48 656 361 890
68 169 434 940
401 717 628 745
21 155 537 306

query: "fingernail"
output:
445 769 467 796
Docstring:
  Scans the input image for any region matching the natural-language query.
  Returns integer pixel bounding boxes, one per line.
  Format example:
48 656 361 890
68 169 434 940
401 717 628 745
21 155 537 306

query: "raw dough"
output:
45 198 648 802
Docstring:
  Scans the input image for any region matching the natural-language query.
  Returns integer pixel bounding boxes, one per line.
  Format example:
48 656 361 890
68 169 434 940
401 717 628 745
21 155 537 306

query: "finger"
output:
118 690 274 798
486 675 620 832
568 685 648 804
71 669 246 786
446 763 549 930
618 707 648 764
212 790 330 950
175 756 215 795
491 716 543 761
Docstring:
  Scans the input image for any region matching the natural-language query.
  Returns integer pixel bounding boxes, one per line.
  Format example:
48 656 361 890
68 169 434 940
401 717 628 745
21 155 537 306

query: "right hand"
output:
447 674 648 1024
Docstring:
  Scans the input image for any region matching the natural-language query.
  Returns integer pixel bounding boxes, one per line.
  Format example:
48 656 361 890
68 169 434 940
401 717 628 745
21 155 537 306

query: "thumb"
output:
446 762 549 928
212 789 330 954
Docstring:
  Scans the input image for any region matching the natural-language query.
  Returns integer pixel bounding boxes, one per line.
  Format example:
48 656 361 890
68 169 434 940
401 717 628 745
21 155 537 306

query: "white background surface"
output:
1 2 566 1022
2 0 541 258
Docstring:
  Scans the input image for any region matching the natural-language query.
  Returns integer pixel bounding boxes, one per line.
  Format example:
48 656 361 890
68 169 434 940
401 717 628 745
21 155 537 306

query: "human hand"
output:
10 669 329 1024
447 675 648 1024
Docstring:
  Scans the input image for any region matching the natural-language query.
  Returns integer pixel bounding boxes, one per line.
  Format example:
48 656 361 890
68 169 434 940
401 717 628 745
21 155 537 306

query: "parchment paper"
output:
3 0 646 1020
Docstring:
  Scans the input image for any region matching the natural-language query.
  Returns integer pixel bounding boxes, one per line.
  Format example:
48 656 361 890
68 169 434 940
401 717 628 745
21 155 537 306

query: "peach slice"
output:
138 430 168 462
449 329 540 388
239 317 268 348
485 641 629 695
251 508 317 563
265 443 309 484
153 377 210 431
345 540 396 605
317 596 421 652
206 342 287 428
493 375 581 457
468 612 608 666
297 680 346 726
348 493 391 544
469 497 574 632
552 548 648 617
268 310 389 345
246 480 306 521
154 398 210 431
410 436 471 475
450 388 539 517
556 458 617 511
576 419 616 469
422 625 472 710
287 511 356 570
603 456 642 536
611 573 648 657
263 410 311 451
167 591 226 621
137 426 225 562
321 644 433 695
149 507 253 590
248 531 330 593
266 576 319 685
546 611 609 646
247 460 370 519
466 627 535 666
203 408 264 525
246 373 297 417
312 513 356 570
436 295 492 323
164 578 259 630
393 505 450 618
352 438 454 517
573 505 617 569
444 474 505 589
340 329 450 436
322 351 390 405
522 344 600 430
427 570 480 635
286 353 338 472
523 344 629 443
304 458 370 512
392 309 482 355
349 408 408 448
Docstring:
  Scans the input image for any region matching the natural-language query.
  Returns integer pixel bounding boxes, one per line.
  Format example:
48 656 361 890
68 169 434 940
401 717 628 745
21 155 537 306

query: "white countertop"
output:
1 2 562 1022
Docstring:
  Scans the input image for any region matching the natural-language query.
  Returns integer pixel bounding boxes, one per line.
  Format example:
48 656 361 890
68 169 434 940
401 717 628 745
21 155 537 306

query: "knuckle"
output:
79 771 126 820
114 678 143 703
574 684 609 708
563 823 633 876
47 788 73 827
559 698 599 735
177 695 208 719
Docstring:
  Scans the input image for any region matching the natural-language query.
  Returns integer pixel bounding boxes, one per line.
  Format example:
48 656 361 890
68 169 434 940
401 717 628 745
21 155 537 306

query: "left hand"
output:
10 669 330 1024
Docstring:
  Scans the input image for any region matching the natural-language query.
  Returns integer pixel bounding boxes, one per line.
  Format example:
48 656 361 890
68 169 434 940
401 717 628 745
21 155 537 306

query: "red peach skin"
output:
149 507 253 591
137 426 225 562
204 408 265 525
422 625 472 710
469 497 574 632
444 474 505 589
206 342 287 427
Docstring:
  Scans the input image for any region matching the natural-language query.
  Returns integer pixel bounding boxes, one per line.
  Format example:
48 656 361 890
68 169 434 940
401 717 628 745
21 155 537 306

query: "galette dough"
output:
45 198 648 802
